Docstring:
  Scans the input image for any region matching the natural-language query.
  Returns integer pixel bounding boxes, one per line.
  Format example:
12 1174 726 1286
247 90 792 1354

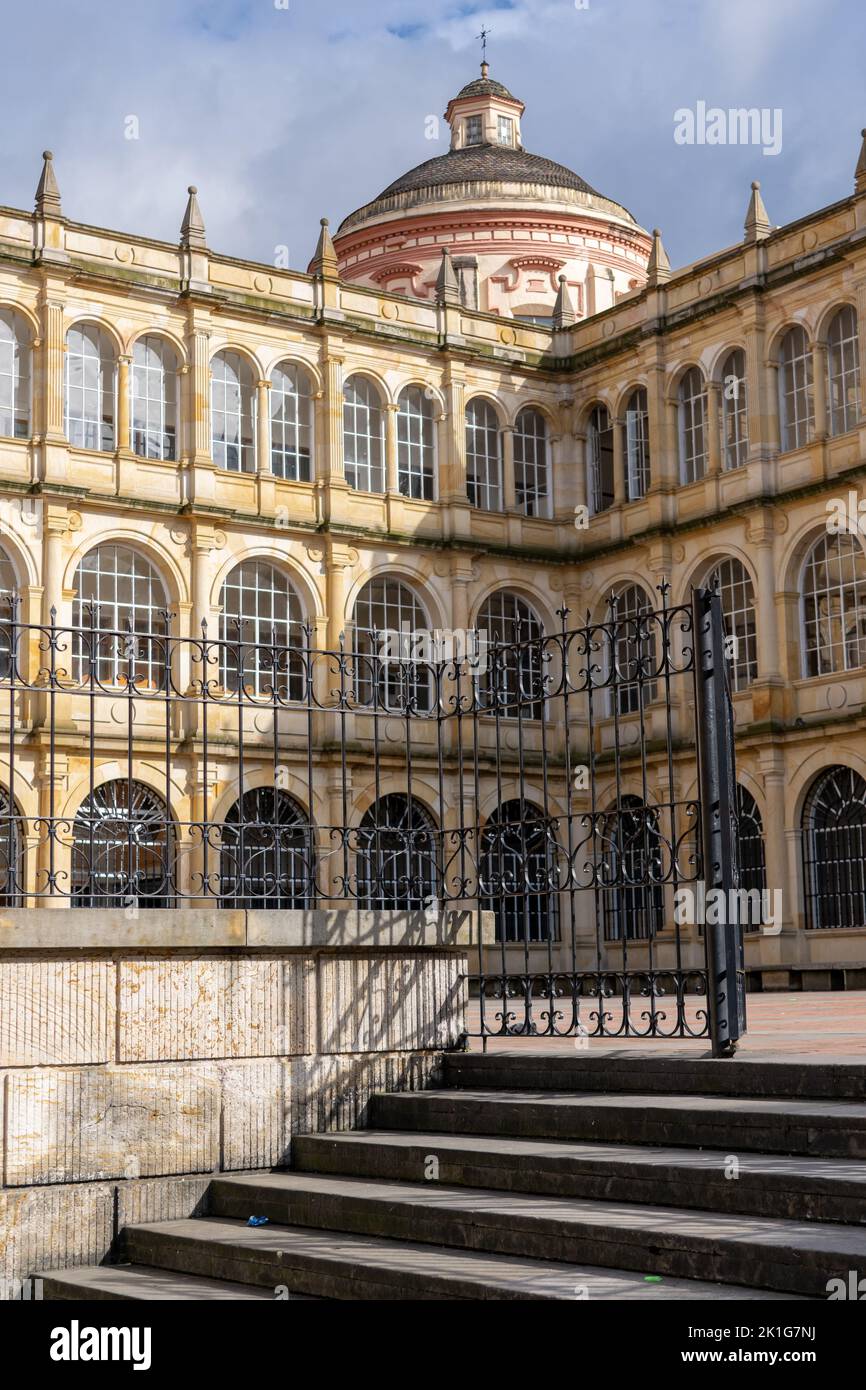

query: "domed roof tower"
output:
328 63 651 323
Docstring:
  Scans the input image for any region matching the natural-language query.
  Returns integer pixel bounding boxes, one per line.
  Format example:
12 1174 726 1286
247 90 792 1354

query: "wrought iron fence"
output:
0 585 743 1048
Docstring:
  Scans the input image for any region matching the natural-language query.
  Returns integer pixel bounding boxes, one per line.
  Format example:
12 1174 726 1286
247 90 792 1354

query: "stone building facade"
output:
1 77 866 989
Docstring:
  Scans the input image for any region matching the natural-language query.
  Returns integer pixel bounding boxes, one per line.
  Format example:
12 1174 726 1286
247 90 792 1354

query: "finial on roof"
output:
744 179 771 242
646 228 671 287
552 274 576 329
180 185 206 249
435 247 460 307
856 129 866 193
35 150 62 217
310 216 339 278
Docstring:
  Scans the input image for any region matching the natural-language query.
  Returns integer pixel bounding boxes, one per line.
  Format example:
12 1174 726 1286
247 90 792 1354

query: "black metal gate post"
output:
692 586 747 1056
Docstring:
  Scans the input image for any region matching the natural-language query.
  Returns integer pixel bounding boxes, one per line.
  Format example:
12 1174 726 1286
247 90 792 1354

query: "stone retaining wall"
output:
0 908 484 1294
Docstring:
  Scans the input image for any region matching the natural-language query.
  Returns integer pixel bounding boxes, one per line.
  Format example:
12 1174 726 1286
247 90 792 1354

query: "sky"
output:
0 0 862 275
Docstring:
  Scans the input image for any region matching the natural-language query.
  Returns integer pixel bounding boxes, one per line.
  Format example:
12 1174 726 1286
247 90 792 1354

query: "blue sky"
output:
0 0 860 274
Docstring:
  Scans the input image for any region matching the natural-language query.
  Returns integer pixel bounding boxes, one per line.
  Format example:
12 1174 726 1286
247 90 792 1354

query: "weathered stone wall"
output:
0 908 480 1294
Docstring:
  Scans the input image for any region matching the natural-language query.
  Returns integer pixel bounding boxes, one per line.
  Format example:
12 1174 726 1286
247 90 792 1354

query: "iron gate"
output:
0 584 744 1054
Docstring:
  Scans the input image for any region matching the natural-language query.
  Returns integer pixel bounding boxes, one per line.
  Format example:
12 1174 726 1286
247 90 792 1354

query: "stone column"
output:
42 504 69 627
384 403 399 494
256 379 272 473
765 358 782 453
754 530 780 682
501 425 516 511
759 750 796 948
811 339 829 441
189 327 211 464
116 355 131 454
706 381 722 476
612 417 626 503
323 354 345 480
42 297 66 439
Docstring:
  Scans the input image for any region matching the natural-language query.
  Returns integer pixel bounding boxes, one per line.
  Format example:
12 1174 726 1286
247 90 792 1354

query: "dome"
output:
337 143 637 236
454 74 517 101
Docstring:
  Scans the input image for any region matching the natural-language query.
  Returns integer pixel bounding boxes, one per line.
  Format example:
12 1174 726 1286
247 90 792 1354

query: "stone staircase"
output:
40 1053 866 1301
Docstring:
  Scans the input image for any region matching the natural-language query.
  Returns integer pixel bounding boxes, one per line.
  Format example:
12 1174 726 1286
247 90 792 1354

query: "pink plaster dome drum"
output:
328 64 652 324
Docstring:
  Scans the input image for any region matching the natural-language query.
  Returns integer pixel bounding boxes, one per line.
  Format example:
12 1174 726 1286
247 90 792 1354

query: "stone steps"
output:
116 1216 803 1301
369 1087 866 1157
291 1129 866 1223
38 1054 866 1300
38 1264 283 1301
201 1168 863 1297
442 1052 866 1101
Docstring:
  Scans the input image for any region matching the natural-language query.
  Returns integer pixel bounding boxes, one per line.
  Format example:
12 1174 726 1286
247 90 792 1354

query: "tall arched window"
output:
721 349 748 469
480 799 559 943
220 789 314 908
707 558 757 691
587 404 614 513
465 398 502 511
343 375 384 492
65 323 115 452
72 780 174 908
72 544 168 686
211 351 255 472
0 787 24 906
0 309 31 439
270 361 313 481
131 335 178 460
219 560 305 700
737 785 766 932
678 367 707 483
827 305 861 437
802 532 866 676
779 326 814 451
352 575 432 711
608 584 657 714
0 547 17 679
476 591 544 718
356 794 437 908
513 407 550 516
802 766 866 930
396 385 435 500
601 795 664 941
623 388 650 500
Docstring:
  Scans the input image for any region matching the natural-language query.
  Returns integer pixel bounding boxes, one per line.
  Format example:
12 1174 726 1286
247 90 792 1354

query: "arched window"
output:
801 532 866 676
587 404 614 513
480 799 559 943
131 336 178 460
65 323 115 452
0 309 31 439
601 795 664 941
72 544 168 686
779 326 814 451
678 367 707 483
0 787 24 905
356 794 437 908
707 558 757 691
396 385 435 500
513 407 549 516
220 789 314 908
270 361 313 481
352 576 432 711
219 560 305 700
737 786 766 932
476 591 544 718
623 388 650 500
0 547 17 679
465 398 502 511
802 766 866 930
721 349 748 469
607 584 657 714
827 306 861 437
72 780 174 908
211 351 255 472
343 375 384 493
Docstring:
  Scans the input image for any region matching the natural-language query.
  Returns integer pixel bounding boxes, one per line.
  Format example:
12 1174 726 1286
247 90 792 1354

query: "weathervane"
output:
477 25 491 65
